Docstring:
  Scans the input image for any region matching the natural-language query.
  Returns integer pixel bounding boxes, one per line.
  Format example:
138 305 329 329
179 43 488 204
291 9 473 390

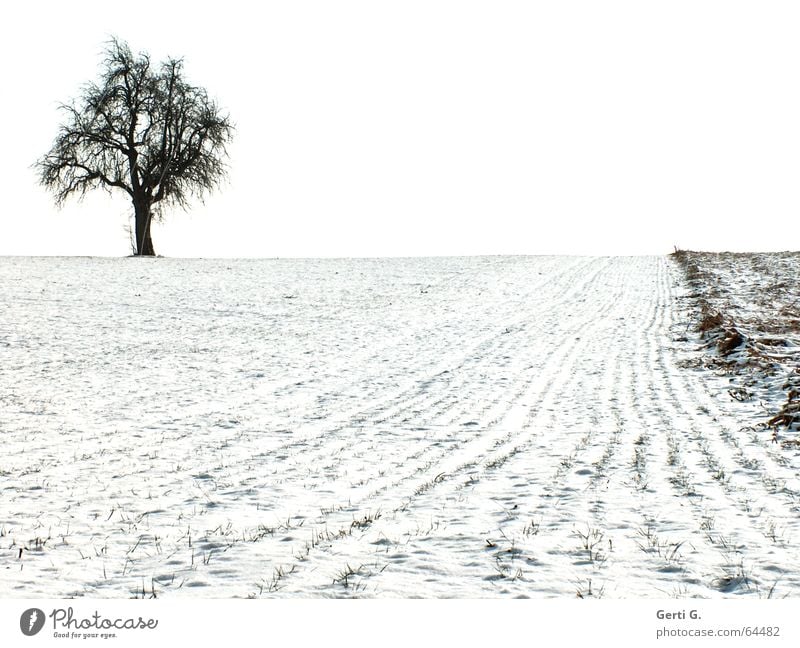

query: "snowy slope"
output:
1 256 798 598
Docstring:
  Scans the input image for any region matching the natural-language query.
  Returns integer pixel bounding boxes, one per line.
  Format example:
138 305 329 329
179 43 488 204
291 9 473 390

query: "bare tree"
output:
36 38 234 256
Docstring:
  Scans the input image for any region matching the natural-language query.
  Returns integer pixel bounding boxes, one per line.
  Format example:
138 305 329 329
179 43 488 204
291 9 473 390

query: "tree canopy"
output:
37 38 234 255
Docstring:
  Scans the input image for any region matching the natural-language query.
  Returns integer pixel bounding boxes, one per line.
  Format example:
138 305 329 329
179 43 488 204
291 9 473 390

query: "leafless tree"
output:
36 38 234 256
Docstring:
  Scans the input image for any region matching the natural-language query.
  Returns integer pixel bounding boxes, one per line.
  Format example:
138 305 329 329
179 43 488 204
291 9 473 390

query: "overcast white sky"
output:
1 1 799 257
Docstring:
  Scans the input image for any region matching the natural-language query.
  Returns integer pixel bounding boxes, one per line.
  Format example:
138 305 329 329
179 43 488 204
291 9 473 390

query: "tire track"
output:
268 258 642 596
7 256 799 598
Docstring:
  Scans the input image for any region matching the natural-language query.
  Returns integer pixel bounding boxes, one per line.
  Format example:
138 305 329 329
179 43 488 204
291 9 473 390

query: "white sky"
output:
1 0 799 257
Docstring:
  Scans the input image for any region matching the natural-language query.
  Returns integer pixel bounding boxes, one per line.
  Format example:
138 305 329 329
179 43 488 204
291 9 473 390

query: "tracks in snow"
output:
3 256 799 598
255 256 800 598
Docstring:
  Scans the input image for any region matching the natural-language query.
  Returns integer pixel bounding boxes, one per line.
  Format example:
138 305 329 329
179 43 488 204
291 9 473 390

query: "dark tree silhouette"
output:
37 38 234 256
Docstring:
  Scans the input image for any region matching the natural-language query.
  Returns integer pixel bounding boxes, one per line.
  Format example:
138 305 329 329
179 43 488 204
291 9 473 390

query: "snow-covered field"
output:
1 255 799 598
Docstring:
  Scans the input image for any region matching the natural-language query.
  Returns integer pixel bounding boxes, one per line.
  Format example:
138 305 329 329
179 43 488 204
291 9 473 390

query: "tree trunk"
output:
134 199 156 256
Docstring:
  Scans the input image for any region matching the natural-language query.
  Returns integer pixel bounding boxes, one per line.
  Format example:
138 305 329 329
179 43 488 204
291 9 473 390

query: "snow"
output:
673 251 800 438
1 255 799 598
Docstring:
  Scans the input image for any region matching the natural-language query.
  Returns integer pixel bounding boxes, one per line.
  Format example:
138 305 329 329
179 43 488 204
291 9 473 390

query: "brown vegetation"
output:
671 249 800 435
